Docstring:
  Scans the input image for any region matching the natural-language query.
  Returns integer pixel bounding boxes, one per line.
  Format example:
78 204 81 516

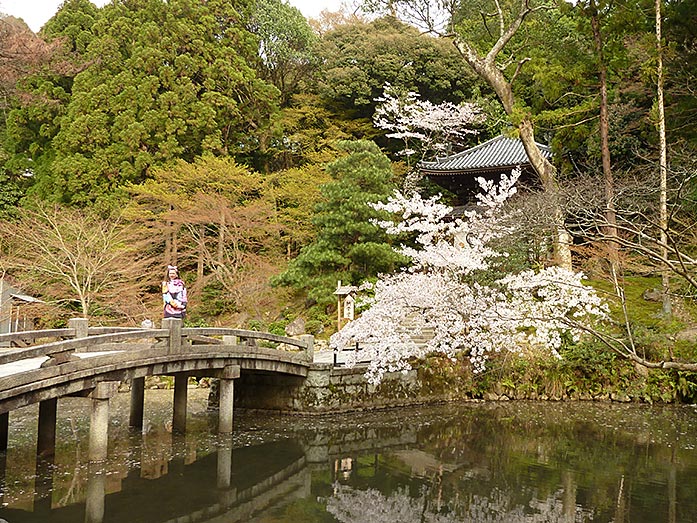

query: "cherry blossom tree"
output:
330 171 608 384
373 84 484 161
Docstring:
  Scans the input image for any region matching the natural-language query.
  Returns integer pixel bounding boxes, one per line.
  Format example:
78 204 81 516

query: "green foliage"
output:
307 308 331 325
247 319 264 331
547 0 662 174
263 163 331 257
591 276 688 351
264 94 350 171
313 15 482 144
10 0 279 206
304 319 325 336
197 281 238 317
183 316 209 328
446 0 668 178
41 0 100 53
273 140 407 309
0 169 24 219
663 0 697 143
462 337 687 404
267 320 288 336
319 17 476 105
674 371 697 403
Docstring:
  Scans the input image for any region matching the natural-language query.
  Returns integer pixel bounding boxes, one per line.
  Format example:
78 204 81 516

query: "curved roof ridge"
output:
420 135 552 173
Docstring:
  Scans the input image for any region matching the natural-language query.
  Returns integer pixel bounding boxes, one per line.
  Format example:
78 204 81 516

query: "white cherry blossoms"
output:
330 170 609 384
373 86 484 158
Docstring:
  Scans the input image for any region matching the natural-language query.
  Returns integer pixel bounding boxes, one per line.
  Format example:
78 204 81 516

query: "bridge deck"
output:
0 348 341 377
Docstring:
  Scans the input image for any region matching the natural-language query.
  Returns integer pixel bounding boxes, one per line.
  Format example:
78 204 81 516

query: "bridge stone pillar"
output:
0 411 7 506
35 398 57 516
0 440 5 508
0 411 7 452
34 451 55 516
37 397 57 458
216 443 238 507
129 376 145 429
173 373 188 434
218 365 240 434
85 464 106 523
217 444 232 489
88 381 119 463
0 412 6 506
162 317 182 352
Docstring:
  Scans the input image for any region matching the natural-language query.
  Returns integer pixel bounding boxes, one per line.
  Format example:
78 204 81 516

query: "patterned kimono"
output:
162 278 188 319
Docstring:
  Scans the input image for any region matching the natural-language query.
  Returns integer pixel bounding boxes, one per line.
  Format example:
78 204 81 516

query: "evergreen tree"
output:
6 0 279 207
313 16 482 142
274 140 407 308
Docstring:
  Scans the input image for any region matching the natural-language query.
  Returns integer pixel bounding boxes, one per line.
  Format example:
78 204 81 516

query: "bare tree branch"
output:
0 205 157 322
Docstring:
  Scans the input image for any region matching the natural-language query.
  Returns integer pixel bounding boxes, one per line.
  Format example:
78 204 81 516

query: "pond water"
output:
1 389 696 522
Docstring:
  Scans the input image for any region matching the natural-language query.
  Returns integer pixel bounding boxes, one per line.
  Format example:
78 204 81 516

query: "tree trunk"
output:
655 0 671 316
455 38 572 269
171 225 178 266
165 204 178 266
589 0 620 292
217 213 225 266
518 121 573 269
165 220 172 266
197 224 205 285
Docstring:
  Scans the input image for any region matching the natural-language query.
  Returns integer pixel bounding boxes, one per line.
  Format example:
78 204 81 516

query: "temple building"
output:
418 135 552 204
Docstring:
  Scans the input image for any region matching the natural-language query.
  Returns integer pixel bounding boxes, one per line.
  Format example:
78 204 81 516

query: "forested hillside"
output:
0 0 695 396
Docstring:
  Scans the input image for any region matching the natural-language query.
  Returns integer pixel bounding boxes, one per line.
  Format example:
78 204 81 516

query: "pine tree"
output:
274 140 407 307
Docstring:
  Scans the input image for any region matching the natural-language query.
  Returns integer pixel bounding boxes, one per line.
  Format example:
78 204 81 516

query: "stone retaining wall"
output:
232 359 651 413
234 363 456 413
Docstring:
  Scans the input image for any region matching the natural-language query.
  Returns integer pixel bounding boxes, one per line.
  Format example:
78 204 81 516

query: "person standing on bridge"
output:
162 265 188 319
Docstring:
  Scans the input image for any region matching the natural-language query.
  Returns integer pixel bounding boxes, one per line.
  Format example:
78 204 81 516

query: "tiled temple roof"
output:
419 135 552 174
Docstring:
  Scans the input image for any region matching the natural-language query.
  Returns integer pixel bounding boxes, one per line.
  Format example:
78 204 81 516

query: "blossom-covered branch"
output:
373 84 484 161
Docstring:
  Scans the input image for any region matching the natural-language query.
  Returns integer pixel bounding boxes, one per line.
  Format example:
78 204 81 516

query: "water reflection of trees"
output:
413 403 693 521
311 402 697 523
2 395 697 522
326 483 595 523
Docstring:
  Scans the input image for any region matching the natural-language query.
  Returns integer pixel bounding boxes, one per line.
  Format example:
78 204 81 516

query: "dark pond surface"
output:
0 389 696 522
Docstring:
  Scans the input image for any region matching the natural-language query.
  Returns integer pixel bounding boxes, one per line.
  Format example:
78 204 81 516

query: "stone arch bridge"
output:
0 318 315 462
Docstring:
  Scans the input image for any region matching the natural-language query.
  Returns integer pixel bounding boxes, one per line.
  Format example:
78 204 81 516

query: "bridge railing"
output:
0 319 314 368
176 326 314 362
0 326 161 349
0 328 75 347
